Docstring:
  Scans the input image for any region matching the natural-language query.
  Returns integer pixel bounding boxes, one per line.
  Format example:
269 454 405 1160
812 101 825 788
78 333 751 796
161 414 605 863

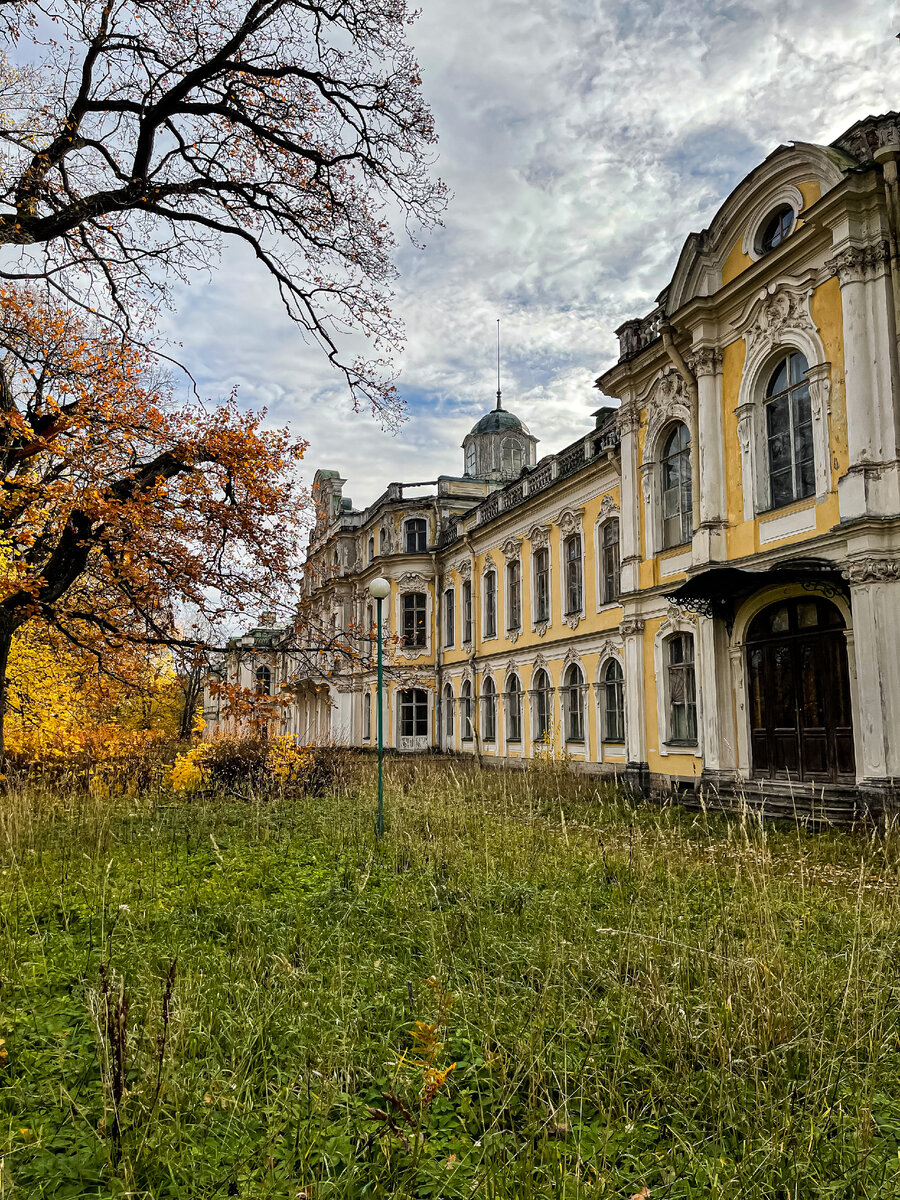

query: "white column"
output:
620 616 647 770
829 243 900 519
845 564 900 788
697 616 736 778
616 401 642 592
692 347 727 565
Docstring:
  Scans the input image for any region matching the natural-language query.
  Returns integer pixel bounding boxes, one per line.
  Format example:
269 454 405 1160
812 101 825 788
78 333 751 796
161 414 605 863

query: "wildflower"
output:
422 1062 455 1103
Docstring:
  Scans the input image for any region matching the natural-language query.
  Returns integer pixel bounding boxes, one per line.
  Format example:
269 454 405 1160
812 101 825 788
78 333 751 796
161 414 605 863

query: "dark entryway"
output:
746 596 855 784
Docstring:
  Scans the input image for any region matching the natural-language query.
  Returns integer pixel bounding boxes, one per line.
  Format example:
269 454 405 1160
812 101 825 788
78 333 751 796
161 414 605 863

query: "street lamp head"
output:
368 576 391 600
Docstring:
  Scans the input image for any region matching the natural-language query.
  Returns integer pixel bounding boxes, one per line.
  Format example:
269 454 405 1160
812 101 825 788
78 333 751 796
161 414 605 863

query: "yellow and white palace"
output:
208 111 900 819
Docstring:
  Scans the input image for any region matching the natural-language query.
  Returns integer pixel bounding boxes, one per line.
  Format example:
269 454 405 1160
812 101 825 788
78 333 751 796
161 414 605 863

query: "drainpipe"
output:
660 322 700 533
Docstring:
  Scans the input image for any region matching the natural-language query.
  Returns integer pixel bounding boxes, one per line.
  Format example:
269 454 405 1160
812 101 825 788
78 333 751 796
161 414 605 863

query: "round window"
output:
756 205 794 255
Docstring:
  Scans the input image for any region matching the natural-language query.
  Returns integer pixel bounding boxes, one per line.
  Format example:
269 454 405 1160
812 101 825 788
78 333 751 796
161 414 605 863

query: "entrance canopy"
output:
663 557 848 631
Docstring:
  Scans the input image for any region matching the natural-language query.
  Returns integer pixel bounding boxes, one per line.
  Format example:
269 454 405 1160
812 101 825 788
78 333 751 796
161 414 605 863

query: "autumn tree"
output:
0 286 308 757
0 0 445 415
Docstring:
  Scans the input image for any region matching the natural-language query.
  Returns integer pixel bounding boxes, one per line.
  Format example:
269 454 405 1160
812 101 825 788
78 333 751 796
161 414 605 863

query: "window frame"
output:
505 673 522 743
443 586 455 647
461 679 473 741
401 591 427 649
481 676 497 742
665 631 698 746
764 351 815 510
462 579 473 644
483 569 497 639
532 546 550 625
399 687 428 739
563 534 583 616
599 518 621 606
404 517 427 554
660 422 693 550
531 668 552 743
363 691 372 741
255 665 272 696
443 682 454 740
506 558 522 631
601 658 625 744
563 663 585 744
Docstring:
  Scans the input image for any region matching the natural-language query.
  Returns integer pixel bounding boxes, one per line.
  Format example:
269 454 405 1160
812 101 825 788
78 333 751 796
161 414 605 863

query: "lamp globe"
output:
368 577 391 600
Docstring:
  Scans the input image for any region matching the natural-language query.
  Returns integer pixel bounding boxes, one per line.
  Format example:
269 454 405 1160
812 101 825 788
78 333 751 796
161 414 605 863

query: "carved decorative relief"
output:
599 495 620 518
456 557 472 580
397 572 428 591
500 536 522 563
528 523 550 549
844 557 900 584
616 402 641 436
563 612 581 630
555 507 585 536
481 552 497 575
507 628 520 644
744 285 816 358
687 346 722 377
619 617 646 637
532 652 549 673
825 243 891 286
534 620 549 638
639 464 652 505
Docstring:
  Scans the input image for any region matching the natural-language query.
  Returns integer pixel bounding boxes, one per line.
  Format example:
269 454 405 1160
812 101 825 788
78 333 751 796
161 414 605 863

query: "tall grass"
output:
2 758 900 1198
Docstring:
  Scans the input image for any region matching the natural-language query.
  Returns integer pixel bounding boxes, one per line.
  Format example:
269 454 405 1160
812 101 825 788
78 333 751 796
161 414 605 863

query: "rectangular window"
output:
601 519 620 605
506 560 521 630
565 535 583 614
443 588 455 647
402 592 427 648
533 548 549 622
405 518 427 553
363 692 371 741
400 688 428 737
462 580 473 642
484 571 497 638
667 633 697 743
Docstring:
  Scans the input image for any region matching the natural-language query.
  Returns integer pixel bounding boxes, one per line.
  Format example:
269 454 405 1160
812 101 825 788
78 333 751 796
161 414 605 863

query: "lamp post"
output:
368 576 391 838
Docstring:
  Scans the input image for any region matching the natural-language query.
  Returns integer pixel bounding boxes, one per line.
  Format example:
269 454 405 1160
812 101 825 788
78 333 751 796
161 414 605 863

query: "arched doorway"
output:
746 596 855 784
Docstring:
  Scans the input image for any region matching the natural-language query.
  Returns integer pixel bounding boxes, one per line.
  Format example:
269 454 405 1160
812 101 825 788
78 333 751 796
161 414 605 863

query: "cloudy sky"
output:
167 0 898 514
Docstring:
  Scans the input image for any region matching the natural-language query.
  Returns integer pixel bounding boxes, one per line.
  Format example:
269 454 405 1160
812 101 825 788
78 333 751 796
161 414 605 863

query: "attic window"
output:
757 205 794 255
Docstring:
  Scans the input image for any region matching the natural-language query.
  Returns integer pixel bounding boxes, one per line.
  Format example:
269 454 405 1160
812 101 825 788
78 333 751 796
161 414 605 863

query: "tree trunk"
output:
0 622 15 769
178 664 204 741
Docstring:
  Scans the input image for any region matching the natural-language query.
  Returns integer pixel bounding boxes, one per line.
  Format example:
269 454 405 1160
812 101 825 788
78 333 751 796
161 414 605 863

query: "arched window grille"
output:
563 663 585 743
461 680 473 741
443 683 454 738
482 677 497 742
505 674 522 742
602 659 625 743
532 668 552 743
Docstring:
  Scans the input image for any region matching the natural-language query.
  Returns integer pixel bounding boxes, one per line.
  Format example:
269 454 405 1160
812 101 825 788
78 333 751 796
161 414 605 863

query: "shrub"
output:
168 734 353 797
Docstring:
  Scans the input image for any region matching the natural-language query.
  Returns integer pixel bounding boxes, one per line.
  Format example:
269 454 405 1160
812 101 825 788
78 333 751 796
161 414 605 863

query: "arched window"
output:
461 680 473 741
255 665 271 696
533 547 550 622
532 668 552 743
482 677 497 742
363 691 372 741
400 688 428 738
564 534 583 614
602 659 625 743
563 663 585 743
505 673 522 742
765 351 813 509
506 559 521 631
666 632 697 744
443 683 454 739
484 570 497 638
501 438 524 478
600 519 620 604
404 517 427 553
402 592 427 648
368 535 375 563
661 423 692 548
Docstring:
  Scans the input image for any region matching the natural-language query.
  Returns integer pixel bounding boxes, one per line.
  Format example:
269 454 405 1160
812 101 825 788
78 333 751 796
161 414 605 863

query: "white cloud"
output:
165 0 899 511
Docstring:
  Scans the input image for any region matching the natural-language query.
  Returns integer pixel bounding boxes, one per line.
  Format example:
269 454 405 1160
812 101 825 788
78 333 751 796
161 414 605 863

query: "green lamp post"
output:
368 576 391 838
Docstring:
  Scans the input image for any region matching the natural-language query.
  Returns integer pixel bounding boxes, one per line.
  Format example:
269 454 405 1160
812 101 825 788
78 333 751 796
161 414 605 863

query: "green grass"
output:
3 758 900 1198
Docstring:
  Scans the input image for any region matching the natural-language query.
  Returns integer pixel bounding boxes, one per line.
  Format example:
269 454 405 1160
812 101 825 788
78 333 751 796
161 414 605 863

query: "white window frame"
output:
562 661 586 745
443 585 455 647
639 406 693 561
598 655 626 747
531 543 551 629
560 532 584 625
653 614 701 757
596 514 621 608
483 567 498 640
403 515 429 554
504 671 523 744
506 557 522 633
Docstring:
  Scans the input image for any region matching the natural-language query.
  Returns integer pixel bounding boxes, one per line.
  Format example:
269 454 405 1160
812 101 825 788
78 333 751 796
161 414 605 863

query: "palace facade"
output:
206 111 900 819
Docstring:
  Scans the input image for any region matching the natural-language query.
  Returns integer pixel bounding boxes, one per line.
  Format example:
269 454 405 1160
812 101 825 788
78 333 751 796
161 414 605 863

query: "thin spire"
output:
495 318 502 411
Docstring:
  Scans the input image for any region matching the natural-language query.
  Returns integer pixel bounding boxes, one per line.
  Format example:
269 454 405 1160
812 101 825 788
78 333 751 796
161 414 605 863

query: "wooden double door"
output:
746 597 855 785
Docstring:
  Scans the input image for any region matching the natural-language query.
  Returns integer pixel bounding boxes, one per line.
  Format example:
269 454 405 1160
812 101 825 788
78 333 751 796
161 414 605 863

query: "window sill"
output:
665 739 698 749
660 540 691 556
602 739 625 747
462 736 473 743
565 738 585 746
507 737 522 744
758 495 816 518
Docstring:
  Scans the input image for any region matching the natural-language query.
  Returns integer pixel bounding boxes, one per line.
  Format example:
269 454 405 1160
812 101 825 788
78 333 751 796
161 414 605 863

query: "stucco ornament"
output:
555 507 584 536
825 243 892 286
615 402 641 436
844 557 900 584
397 572 428 591
456 557 472 580
743 284 816 358
500 536 522 563
619 616 646 637
527 523 550 549
599 495 620 518
481 551 496 575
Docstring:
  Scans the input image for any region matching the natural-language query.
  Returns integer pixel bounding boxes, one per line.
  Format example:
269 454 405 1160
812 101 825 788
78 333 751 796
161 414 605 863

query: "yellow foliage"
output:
267 735 315 786
169 742 212 792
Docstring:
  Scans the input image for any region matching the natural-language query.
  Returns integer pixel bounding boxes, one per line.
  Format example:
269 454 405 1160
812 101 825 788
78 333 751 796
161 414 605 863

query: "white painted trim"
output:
660 549 692 578
758 503 816 544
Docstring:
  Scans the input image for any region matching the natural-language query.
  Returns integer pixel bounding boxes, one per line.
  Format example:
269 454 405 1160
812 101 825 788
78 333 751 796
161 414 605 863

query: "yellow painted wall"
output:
720 179 823 287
